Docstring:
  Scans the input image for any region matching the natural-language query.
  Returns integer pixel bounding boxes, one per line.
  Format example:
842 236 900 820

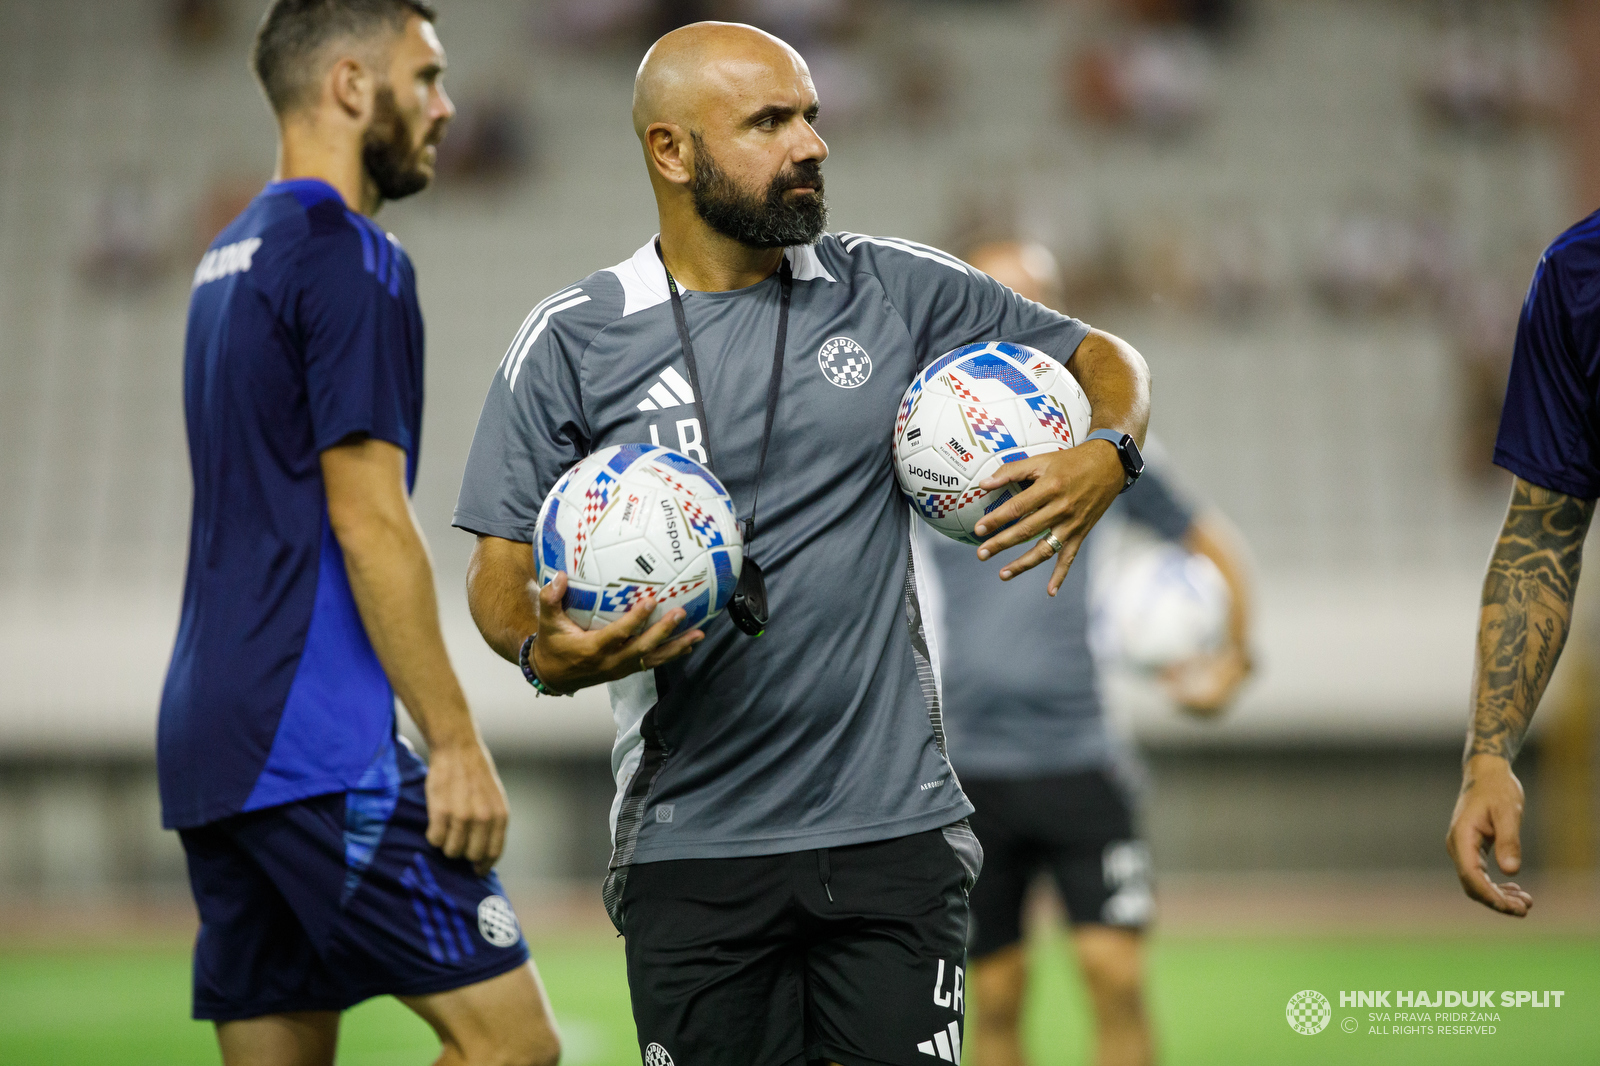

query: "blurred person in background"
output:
1448 209 1600 920
156 3 559 1063
924 241 1253 1066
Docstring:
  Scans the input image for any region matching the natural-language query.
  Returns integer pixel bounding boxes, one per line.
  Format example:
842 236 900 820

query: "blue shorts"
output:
179 760 530 1020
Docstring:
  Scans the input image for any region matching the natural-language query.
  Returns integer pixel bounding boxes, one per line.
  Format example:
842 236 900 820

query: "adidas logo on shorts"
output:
916 1020 963 1061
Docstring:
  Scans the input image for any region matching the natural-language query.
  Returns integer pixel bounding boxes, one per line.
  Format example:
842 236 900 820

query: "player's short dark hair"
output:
251 0 437 117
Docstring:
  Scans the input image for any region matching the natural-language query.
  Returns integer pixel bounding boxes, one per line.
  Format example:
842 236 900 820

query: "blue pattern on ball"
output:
540 498 566 573
958 353 1034 395
652 449 728 496
563 586 597 612
922 342 987 381
711 549 737 612
981 490 1018 534
680 588 712 628
990 341 1037 361
606 443 656 475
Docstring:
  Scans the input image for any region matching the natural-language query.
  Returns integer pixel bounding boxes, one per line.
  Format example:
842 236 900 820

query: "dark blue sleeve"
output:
1119 462 1196 541
295 219 416 456
1494 241 1600 499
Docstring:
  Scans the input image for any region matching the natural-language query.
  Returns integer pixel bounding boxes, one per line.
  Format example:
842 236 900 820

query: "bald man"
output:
456 24 1150 1066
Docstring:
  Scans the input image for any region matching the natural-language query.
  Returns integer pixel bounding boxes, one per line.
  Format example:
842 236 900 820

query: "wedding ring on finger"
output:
1042 530 1065 556
640 655 647 673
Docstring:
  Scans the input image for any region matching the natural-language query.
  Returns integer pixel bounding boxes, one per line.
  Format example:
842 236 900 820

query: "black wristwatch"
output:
1083 429 1144 492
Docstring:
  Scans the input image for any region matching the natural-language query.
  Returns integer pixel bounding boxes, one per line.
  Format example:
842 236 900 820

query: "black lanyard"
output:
657 243 792 546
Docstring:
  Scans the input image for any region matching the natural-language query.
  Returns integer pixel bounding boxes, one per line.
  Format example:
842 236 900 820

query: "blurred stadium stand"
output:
0 0 1595 899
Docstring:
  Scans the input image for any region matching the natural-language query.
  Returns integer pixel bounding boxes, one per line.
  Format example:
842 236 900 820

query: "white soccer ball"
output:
534 444 743 631
1092 541 1229 672
893 341 1093 544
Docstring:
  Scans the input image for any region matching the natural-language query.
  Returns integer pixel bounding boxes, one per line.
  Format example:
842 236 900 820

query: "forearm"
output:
1185 512 1253 653
1066 329 1151 447
466 535 539 664
337 512 479 751
1468 478 1595 762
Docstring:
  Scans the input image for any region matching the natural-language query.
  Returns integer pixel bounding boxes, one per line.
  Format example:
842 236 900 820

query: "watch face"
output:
1122 434 1144 475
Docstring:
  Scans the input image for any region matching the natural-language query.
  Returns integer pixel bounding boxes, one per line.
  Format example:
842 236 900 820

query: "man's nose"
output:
796 122 828 164
432 85 456 123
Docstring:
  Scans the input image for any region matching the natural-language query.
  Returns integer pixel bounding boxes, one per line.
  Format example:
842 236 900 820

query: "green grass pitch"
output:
1 932 1594 1064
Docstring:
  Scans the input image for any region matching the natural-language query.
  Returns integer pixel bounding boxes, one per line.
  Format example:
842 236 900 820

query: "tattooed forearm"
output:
1469 478 1596 762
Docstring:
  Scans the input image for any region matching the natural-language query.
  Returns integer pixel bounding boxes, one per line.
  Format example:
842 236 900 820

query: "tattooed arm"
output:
1447 477 1596 916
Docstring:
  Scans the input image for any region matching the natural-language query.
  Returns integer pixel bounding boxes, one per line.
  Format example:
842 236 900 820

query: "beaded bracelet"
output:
518 633 569 696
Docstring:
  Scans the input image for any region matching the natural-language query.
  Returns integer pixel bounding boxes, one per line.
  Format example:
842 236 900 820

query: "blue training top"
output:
158 178 426 830
1497 208 1600 498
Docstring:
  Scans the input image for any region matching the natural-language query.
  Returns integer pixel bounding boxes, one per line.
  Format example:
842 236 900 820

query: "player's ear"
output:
328 56 373 122
646 123 692 186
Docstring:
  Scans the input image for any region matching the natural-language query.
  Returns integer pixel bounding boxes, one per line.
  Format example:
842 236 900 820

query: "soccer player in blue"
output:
157 3 559 1063
1447 211 1600 920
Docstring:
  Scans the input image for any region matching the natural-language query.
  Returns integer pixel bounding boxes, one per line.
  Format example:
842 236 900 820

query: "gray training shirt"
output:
917 460 1195 780
454 233 1090 871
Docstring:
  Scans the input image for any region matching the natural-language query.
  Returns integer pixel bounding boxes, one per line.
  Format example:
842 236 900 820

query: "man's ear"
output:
647 123 692 186
328 56 374 122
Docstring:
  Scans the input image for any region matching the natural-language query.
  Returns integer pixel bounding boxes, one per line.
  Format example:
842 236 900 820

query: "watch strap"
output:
1083 429 1142 491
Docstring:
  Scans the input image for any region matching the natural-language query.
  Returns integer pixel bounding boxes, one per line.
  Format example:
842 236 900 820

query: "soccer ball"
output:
534 444 744 631
893 341 1093 545
1091 541 1229 672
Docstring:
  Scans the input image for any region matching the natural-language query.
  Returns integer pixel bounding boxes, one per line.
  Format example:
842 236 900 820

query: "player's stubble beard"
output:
362 86 445 203
690 132 827 249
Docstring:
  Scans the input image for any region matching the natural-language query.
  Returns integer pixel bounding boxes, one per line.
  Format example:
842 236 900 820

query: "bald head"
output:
633 22 810 140
633 21 829 255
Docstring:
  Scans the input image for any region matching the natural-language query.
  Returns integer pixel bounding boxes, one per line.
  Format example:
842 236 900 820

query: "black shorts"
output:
614 824 983 1066
963 769 1152 958
178 774 529 1020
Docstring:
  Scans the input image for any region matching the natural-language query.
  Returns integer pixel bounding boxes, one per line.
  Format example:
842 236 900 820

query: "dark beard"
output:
362 87 435 202
690 134 827 249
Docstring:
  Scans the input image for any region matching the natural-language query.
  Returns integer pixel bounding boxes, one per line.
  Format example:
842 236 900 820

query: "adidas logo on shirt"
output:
917 1021 963 1062
635 367 697 412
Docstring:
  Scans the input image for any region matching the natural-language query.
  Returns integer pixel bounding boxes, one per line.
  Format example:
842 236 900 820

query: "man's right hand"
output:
425 737 509 877
1446 754 1533 917
531 570 704 692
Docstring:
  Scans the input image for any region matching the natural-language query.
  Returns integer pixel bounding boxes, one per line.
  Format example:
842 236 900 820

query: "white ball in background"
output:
1093 540 1230 673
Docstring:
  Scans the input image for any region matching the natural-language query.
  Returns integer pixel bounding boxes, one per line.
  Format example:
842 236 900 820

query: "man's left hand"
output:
972 439 1125 595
